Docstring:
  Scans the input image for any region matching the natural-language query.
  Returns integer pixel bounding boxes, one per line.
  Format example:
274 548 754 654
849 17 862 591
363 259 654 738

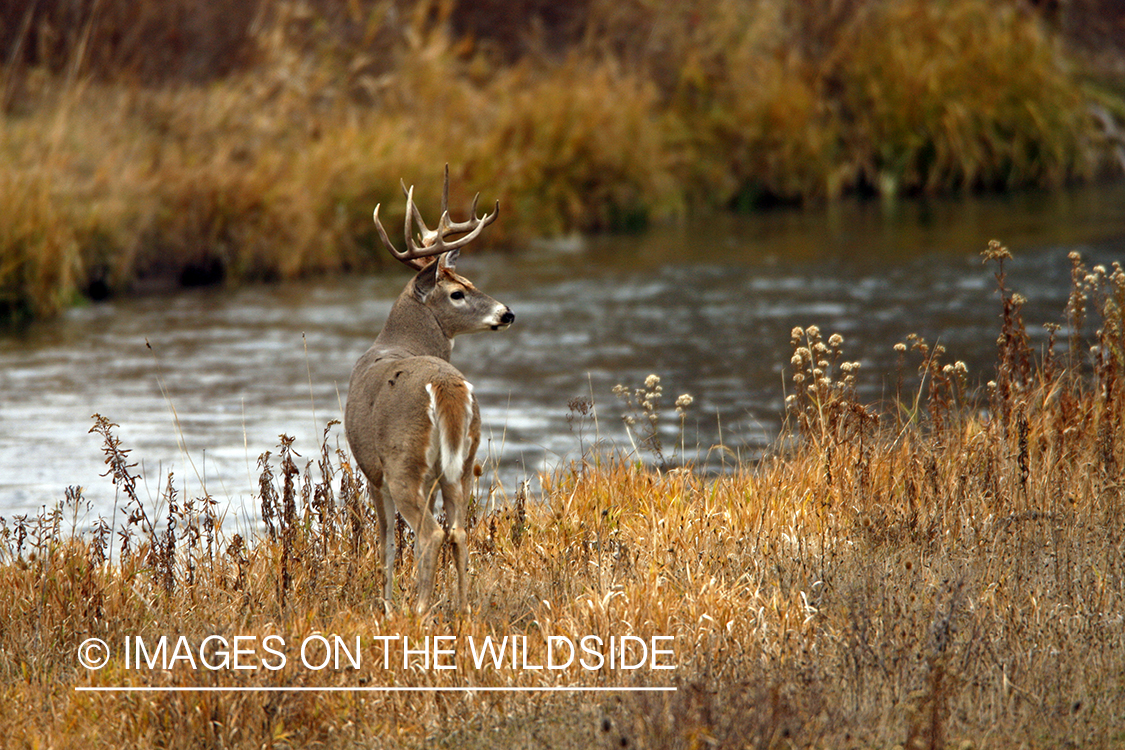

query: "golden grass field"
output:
3 0 1124 320
1 246 1123 748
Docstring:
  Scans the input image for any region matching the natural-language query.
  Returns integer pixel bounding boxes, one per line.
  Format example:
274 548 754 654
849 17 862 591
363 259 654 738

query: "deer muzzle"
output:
492 308 515 331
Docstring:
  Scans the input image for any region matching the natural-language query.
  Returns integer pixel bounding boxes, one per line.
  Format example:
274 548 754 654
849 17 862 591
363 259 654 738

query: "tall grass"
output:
836 0 1092 194
2 0 1123 321
1 243 1124 747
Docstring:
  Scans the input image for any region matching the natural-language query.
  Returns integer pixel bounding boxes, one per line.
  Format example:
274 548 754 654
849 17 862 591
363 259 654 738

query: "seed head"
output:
983 239 1012 261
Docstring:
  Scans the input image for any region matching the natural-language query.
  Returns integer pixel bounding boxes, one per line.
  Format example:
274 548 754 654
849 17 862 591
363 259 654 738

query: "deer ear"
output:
438 248 460 272
411 259 440 301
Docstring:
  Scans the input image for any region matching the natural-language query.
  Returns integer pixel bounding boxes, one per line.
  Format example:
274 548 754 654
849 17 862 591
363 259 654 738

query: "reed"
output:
2 0 1123 321
836 0 1092 195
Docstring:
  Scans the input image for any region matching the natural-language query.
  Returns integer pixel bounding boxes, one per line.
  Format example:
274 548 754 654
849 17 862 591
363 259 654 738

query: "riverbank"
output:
1 246 1123 746
2 0 1124 321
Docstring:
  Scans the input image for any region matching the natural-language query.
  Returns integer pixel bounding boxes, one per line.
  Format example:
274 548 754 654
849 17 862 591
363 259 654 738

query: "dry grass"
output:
2 243 1124 748
2 0 1124 320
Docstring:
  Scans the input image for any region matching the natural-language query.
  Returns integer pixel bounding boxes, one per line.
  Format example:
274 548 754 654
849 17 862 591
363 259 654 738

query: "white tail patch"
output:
424 381 474 484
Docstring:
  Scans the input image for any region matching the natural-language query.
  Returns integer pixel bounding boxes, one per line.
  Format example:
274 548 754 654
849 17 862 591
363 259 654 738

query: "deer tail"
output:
425 379 474 484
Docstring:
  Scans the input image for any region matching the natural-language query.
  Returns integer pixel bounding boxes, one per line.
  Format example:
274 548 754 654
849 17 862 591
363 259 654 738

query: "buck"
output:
345 168 514 616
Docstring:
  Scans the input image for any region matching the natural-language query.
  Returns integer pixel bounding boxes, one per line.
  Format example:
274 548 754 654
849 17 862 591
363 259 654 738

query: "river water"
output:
2 184 1124 526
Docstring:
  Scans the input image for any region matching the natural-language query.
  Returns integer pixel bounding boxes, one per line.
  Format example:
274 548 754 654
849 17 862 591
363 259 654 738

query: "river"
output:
2 183 1123 526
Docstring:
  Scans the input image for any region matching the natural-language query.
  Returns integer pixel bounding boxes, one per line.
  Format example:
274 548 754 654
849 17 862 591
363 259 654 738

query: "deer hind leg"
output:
439 477 469 616
385 470 445 617
446 401 480 616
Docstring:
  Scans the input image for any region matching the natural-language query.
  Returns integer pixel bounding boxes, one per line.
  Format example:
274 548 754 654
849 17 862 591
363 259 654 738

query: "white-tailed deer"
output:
345 167 514 616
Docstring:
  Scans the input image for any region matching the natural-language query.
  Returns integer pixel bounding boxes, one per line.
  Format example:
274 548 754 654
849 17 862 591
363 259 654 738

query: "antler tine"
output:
373 204 428 270
375 171 500 268
441 163 450 218
436 192 474 234
426 199 500 254
400 179 434 239
403 166 450 221
402 185 450 260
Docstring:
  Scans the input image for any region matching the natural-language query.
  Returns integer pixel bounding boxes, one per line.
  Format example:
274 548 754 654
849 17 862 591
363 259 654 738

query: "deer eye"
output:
450 290 465 301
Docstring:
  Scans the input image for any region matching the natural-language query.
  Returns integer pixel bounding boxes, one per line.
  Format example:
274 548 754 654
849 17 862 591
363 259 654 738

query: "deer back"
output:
346 353 478 487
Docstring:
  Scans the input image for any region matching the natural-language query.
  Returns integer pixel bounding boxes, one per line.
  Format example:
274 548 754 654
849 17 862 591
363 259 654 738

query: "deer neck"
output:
372 290 453 361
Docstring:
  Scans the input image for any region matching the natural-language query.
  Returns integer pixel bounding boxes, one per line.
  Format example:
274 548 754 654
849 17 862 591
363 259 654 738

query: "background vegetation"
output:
1 246 1123 747
1 0 1124 320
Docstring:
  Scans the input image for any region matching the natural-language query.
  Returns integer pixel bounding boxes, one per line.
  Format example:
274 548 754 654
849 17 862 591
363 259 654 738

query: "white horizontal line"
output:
75 685 676 693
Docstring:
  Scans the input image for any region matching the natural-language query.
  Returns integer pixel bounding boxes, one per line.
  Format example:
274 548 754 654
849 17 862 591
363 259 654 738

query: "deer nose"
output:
500 309 515 325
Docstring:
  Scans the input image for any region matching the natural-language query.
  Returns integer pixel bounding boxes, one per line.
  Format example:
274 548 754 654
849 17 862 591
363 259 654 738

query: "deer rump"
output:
349 355 478 491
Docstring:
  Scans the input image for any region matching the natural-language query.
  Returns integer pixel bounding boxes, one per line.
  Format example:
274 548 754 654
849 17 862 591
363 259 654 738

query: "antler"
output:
372 164 499 271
